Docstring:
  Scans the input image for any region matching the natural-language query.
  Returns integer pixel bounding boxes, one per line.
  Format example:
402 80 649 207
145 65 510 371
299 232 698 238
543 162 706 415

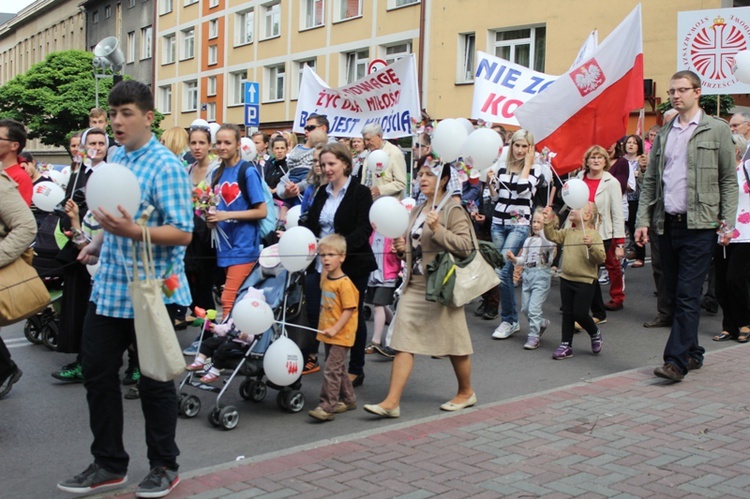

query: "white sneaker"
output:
492 321 520 339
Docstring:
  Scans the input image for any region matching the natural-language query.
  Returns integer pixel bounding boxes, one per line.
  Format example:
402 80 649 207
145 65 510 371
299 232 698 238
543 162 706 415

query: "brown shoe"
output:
643 317 671 328
687 358 702 371
333 401 357 413
654 363 684 382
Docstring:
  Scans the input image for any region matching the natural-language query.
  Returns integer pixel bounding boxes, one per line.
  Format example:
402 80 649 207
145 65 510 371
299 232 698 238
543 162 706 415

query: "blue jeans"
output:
491 223 530 324
659 221 715 374
521 267 552 337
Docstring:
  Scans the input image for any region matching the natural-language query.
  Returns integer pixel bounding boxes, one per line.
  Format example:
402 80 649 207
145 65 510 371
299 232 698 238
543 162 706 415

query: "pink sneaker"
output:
185 361 204 372
200 371 221 383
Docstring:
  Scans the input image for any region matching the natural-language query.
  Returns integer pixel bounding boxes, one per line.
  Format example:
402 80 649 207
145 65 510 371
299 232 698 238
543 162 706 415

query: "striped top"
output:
489 161 541 226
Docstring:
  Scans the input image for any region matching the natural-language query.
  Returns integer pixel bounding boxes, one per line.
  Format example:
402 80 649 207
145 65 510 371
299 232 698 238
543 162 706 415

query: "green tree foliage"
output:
657 94 735 117
0 50 164 149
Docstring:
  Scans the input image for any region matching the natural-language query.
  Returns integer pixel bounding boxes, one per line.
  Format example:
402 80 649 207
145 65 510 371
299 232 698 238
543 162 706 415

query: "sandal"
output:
200 371 221 383
631 260 644 268
738 329 750 343
713 332 735 342
364 343 376 355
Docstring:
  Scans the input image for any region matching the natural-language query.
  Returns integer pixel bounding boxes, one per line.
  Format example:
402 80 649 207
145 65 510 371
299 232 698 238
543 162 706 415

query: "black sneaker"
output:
0 364 22 398
57 463 127 494
51 361 84 383
123 366 141 386
373 345 396 358
136 466 180 498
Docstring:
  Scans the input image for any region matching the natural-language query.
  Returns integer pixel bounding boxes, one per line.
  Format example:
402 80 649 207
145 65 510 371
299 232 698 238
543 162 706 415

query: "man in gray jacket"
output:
635 70 737 382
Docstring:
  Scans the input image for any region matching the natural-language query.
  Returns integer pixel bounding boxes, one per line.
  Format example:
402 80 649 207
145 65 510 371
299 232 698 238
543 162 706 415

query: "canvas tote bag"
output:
129 224 185 381
0 248 51 326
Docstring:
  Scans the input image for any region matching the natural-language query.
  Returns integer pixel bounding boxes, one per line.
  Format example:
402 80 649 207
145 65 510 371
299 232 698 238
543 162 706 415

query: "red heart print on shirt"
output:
219 182 241 206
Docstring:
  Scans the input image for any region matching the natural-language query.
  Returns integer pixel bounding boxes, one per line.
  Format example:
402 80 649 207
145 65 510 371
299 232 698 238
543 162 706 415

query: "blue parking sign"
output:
245 104 259 127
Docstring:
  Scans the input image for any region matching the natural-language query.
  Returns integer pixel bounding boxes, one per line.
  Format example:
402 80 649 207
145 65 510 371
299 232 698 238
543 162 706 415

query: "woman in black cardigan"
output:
302 142 376 386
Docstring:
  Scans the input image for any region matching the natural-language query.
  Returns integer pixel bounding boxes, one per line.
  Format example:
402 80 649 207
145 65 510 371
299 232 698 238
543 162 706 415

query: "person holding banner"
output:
487 130 542 339
362 123 407 200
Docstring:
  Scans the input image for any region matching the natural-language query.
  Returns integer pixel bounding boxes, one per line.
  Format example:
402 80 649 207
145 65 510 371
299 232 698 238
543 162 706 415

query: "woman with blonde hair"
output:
160 127 189 163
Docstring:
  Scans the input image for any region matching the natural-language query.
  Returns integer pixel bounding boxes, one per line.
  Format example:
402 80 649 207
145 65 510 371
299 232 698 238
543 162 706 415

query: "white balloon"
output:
432 119 469 163
85 163 142 217
463 128 505 171
32 181 65 212
86 261 100 277
369 196 409 238
732 50 750 84
263 335 303 386
46 169 68 188
561 179 590 209
232 298 275 335
190 118 209 130
239 137 258 163
286 205 301 228
208 123 221 144
401 197 417 213
367 149 390 177
457 117 475 136
278 226 317 272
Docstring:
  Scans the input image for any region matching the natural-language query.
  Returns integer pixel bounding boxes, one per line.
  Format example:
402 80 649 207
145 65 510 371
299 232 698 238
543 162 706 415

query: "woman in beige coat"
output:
364 157 476 418
0 170 38 398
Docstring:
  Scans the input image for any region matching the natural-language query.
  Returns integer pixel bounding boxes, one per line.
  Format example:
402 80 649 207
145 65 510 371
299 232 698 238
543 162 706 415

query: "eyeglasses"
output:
0 137 15 142
667 87 697 96
304 124 320 132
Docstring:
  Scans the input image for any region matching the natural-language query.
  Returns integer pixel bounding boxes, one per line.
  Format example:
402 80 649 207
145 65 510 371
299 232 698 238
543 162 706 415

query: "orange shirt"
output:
316 274 359 347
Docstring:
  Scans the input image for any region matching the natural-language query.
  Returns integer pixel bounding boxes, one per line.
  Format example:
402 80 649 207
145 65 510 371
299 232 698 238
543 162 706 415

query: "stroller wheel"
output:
179 395 201 418
363 304 373 322
240 379 267 402
42 321 59 351
24 316 45 345
282 390 305 413
208 405 221 427
219 406 239 430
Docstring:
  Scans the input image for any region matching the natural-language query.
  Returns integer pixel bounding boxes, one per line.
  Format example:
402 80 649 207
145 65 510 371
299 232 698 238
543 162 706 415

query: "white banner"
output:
471 51 558 126
293 55 421 139
677 7 750 95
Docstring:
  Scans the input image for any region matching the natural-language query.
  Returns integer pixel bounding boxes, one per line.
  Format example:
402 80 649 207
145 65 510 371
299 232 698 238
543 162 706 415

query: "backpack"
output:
214 160 277 240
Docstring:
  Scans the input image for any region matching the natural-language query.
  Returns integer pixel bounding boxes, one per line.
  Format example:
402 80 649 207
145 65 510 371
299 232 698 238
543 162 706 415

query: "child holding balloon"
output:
542 202 606 360
308 234 359 422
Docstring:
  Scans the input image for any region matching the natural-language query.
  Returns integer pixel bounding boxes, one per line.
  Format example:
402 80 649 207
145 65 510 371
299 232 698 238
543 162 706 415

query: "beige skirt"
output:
390 276 473 356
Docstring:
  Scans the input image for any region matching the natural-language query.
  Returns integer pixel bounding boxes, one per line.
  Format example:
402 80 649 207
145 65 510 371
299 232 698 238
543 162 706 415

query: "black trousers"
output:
560 278 598 345
715 243 750 336
81 303 180 475
0 335 15 380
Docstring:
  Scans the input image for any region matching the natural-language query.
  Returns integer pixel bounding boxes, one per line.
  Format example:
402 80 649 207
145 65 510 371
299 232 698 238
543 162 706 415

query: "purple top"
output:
663 110 701 215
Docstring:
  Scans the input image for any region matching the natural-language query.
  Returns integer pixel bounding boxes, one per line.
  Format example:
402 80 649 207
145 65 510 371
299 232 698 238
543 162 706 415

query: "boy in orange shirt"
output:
308 234 359 422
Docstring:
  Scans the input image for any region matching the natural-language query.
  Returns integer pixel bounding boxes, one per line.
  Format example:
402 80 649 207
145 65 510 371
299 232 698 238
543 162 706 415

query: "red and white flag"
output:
515 5 644 175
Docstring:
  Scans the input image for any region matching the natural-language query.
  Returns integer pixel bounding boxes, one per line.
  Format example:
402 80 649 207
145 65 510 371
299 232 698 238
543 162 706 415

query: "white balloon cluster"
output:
430 119 504 171
732 50 750 84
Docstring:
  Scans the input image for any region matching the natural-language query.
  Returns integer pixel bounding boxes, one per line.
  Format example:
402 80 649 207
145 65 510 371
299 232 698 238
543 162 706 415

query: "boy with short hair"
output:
308 234 359 422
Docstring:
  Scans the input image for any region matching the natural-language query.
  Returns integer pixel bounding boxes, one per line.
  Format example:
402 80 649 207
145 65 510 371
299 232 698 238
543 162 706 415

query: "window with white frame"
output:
92 11 99 23
128 0 135 8
208 45 218 65
209 0 219 7
160 0 173 15
335 0 361 21
383 42 411 64
230 70 247 105
141 26 152 59
389 0 418 8
344 49 368 83
294 58 316 98
262 2 281 39
457 32 476 83
235 9 254 45
181 28 195 59
266 63 285 101
184 0 198 6
302 0 324 30
492 25 546 72
163 34 175 64
184 80 198 111
207 102 217 121
207 76 217 96
159 85 172 114
209 19 218 39
105 6 111 18
126 31 135 63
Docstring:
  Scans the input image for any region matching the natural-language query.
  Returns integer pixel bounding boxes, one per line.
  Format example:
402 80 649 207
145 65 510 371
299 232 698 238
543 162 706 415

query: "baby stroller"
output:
177 251 306 430
25 214 65 350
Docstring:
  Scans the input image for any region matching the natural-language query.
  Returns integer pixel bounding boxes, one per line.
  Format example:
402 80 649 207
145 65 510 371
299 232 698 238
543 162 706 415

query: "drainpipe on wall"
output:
417 0 426 109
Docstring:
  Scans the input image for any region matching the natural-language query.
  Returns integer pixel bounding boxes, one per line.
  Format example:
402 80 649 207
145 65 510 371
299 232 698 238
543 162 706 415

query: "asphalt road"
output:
0 261 730 498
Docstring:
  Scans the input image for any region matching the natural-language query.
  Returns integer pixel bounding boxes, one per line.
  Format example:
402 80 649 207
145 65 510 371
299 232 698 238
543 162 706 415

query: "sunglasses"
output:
304 124 321 132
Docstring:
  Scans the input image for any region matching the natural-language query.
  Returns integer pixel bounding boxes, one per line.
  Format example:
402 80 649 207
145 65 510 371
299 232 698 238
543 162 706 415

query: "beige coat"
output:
572 171 626 240
0 172 37 268
372 141 407 199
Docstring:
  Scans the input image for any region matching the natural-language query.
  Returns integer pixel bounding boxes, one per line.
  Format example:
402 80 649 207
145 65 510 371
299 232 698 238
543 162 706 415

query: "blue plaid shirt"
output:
90 136 194 318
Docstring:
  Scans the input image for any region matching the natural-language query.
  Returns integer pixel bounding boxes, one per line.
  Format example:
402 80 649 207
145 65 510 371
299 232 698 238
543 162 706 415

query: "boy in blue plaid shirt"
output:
58 81 193 499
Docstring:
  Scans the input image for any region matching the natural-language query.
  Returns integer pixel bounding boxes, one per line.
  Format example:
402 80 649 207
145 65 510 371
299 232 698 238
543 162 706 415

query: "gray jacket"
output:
0 172 37 268
635 111 737 235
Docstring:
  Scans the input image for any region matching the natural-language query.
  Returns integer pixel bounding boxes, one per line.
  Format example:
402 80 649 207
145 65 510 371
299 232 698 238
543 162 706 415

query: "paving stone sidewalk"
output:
106 345 750 498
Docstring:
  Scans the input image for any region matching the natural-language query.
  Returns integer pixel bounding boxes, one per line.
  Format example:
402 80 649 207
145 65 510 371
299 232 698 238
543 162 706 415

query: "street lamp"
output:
92 36 125 108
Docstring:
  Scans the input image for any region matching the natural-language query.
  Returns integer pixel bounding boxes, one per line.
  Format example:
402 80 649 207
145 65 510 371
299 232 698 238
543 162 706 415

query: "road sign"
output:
367 58 387 74
244 82 259 105
245 104 259 127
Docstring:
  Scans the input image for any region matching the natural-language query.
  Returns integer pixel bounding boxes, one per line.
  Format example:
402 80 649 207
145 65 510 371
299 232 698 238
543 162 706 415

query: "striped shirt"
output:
90 136 194 318
489 162 541 226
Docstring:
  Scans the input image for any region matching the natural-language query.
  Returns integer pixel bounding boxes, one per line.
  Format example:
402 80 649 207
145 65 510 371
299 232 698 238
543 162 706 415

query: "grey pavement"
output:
95 343 750 499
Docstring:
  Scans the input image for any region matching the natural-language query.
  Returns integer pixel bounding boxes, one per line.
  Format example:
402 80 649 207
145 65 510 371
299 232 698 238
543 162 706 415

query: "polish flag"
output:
515 5 644 175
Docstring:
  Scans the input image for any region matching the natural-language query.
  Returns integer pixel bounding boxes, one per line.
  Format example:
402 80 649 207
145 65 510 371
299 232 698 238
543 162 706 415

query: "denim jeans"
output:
491 223 530 324
659 222 714 374
521 267 552 337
